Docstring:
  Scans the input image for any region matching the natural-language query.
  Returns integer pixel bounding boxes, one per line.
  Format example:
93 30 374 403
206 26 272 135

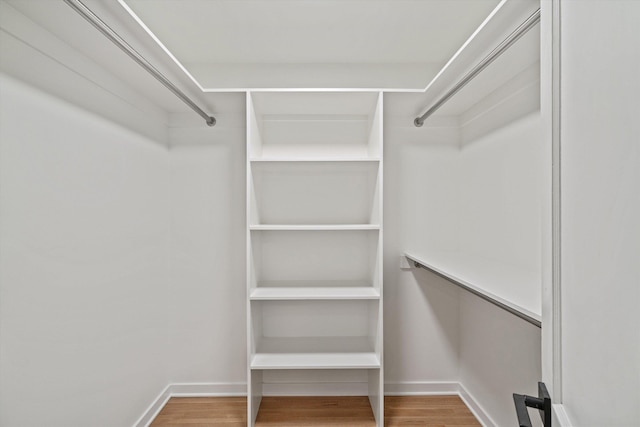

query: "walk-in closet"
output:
1 1 638 426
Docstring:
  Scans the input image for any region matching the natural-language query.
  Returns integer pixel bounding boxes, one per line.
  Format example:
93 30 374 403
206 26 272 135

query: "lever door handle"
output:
513 382 552 427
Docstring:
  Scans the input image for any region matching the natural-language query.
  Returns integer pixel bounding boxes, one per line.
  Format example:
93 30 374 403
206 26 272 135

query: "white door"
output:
541 1 640 426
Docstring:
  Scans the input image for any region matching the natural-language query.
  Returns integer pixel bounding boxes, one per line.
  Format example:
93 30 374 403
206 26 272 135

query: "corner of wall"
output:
133 385 171 427
458 382 498 427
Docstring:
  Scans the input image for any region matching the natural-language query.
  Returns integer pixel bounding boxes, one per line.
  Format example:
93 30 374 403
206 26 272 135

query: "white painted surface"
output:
560 1 640 425
250 161 380 225
0 75 170 426
383 112 461 386
3 0 211 114
250 225 380 231
404 252 541 324
458 383 498 427
246 92 384 425
166 113 247 385
387 42 544 422
391 112 543 316
459 292 541 427
134 385 171 427
0 1 169 144
251 353 380 370
121 0 500 89
250 286 380 300
456 112 544 427
0 4 558 427
458 113 543 315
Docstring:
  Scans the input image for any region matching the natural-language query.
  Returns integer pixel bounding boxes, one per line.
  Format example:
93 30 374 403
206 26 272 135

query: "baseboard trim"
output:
170 382 246 397
385 381 459 396
134 385 171 427
458 383 497 427
133 383 244 427
553 404 572 427
135 381 494 427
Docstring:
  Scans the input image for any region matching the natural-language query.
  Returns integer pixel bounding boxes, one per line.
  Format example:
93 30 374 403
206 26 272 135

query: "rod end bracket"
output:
206 116 217 127
414 118 424 127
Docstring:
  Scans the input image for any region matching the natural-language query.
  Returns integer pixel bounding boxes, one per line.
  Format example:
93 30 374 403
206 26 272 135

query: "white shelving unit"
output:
246 91 384 426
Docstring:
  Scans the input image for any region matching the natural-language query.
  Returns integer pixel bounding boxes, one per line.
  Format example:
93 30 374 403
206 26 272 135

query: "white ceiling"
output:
2 0 538 120
121 0 502 89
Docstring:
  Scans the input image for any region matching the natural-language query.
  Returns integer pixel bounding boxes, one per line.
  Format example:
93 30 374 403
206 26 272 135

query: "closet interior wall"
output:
0 71 171 426
384 109 542 427
386 7 544 425
166 111 246 387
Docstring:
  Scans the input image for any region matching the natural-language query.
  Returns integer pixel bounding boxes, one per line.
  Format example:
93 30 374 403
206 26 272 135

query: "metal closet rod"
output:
414 8 541 127
63 0 216 127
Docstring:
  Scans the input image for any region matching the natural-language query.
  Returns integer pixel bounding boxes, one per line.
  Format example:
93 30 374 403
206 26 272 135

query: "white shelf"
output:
251 352 380 370
250 156 380 162
404 252 541 325
251 337 379 370
250 224 380 231
250 286 380 300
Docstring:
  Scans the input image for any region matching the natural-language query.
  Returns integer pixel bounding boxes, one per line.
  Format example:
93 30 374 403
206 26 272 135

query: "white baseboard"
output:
133 385 171 427
135 381 494 427
458 383 497 427
170 382 246 397
133 383 245 427
385 381 459 396
553 404 572 427
386 382 494 427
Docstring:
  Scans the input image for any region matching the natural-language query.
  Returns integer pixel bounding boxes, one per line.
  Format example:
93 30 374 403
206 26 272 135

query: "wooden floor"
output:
150 395 481 426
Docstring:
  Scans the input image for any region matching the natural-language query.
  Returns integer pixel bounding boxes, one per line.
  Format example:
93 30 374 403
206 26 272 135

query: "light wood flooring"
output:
150 395 481 426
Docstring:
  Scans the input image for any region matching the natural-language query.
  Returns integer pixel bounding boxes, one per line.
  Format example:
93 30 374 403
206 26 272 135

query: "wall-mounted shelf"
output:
251 352 380 370
250 285 380 301
250 157 381 163
404 252 541 327
251 337 380 370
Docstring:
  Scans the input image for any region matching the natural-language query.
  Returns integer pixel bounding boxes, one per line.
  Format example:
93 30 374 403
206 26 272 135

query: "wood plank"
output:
150 395 481 427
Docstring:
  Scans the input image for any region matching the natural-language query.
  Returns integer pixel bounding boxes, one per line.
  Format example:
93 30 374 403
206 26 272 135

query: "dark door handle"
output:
513 382 552 427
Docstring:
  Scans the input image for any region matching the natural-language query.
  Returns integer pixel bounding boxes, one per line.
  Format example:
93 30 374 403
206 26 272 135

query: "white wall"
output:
163 110 464 395
457 113 543 427
0 75 170 426
459 114 542 285
385 80 544 424
384 117 461 389
560 1 640 425
460 293 541 427
166 113 247 386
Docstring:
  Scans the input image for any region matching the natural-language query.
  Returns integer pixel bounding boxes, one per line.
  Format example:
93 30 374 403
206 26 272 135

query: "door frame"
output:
541 0 569 423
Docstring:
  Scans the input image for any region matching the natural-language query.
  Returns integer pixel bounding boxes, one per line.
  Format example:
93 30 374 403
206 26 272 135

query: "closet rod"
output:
409 257 542 328
414 8 540 127
63 0 216 127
